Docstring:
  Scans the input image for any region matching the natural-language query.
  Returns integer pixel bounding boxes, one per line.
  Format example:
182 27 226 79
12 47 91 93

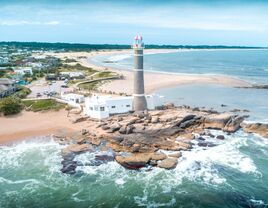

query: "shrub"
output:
0 97 22 116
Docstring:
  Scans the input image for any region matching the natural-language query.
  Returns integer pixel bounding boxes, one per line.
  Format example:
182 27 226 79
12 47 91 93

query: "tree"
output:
0 97 22 115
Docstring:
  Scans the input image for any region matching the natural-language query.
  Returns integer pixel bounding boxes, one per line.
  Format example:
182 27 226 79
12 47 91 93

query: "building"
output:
13 67 33 75
0 78 17 98
84 94 163 119
132 35 147 111
61 93 85 105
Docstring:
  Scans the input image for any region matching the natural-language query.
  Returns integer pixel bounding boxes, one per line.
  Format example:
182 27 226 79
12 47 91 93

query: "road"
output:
27 78 69 98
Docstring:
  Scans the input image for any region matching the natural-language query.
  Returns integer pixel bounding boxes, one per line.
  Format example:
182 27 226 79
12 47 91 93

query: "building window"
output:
94 107 98 111
89 107 93 111
126 105 130 107
100 107 105 111
111 106 116 109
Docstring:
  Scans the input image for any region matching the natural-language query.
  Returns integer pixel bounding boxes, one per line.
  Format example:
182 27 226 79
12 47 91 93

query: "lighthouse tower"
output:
132 35 147 112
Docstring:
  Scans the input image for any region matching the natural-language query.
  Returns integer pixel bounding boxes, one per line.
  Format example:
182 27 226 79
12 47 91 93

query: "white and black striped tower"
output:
132 35 147 111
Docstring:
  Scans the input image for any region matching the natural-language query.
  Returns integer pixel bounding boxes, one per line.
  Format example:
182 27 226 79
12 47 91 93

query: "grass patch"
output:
79 81 100 91
12 86 31 99
57 63 97 76
94 71 116 79
22 99 66 112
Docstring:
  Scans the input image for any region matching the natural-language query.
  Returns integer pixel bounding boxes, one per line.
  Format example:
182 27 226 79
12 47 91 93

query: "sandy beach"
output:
0 49 254 143
47 49 252 95
0 110 88 144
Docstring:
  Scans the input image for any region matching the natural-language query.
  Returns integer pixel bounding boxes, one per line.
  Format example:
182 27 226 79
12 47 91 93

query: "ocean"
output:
1 49 268 208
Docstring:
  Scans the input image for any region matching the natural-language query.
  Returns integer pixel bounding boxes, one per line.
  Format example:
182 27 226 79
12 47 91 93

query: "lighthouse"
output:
132 35 147 112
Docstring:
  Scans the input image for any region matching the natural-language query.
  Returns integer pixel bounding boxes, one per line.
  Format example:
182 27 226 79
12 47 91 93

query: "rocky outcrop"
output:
62 143 93 156
57 106 255 173
157 158 178 169
241 123 268 138
204 113 244 133
115 152 167 169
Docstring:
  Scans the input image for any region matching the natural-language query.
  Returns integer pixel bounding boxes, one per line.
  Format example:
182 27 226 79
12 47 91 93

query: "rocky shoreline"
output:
53 104 268 174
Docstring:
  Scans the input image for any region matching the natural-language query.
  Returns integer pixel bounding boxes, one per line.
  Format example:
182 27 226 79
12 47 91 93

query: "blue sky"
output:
0 0 268 46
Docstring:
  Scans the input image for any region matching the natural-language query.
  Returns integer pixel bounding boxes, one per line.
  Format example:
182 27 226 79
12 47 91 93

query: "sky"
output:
0 0 268 46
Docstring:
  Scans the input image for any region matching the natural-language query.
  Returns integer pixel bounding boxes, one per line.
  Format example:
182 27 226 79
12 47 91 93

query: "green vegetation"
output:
63 58 77 63
12 86 31 99
79 81 100 91
0 41 264 52
22 99 66 112
0 97 22 115
57 63 96 75
94 71 115 79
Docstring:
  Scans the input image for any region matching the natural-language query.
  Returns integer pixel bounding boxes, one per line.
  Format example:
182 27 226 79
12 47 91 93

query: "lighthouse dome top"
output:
134 35 142 40
132 35 144 49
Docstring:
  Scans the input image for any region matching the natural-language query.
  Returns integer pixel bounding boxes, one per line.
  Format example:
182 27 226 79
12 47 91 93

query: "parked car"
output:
61 84 68 88
36 93 42 97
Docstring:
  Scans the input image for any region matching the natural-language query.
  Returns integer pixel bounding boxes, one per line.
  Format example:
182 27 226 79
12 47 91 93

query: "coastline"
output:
47 49 252 95
0 49 255 143
0 110 86 145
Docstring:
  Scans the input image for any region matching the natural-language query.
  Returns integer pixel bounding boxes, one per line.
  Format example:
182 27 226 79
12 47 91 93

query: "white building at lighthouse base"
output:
84 94 163 119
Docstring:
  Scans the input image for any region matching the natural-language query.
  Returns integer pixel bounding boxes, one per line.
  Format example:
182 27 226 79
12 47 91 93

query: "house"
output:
84 94 163 119
0 78 17 98
14 67 33 75
61 93 85 105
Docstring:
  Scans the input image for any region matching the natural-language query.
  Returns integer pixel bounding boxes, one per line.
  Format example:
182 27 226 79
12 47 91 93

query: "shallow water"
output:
0 133 268 208
1 49 268 207
156 84 268 123
92 49 268 84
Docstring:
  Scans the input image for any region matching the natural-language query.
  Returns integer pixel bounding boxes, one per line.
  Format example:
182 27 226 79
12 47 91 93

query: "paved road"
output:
27 78 69 98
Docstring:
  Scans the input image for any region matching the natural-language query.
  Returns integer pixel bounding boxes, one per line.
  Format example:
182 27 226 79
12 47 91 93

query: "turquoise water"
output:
92 49 268 84
1 49 268 207
0 134 268 208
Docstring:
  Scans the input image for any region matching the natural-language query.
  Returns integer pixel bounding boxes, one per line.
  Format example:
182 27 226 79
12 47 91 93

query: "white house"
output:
84 94 163 119
61 93 85 105
14 67 33 75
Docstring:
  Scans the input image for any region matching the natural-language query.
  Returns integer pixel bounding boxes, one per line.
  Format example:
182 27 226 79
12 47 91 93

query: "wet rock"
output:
168 152 182 158
151 152 167 160
62 144 93 156
216 135 225 140
76 136 87 145
197 142 217 147
115 153 151 169
223 115 244 133
177 133 195 141
241 122 268 138
88 137 101 146
197 137 206 141
157 158 178 169
204 113 232 129
61 161 77 174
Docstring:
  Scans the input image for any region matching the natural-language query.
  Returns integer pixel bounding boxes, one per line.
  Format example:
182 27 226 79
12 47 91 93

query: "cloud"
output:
0 20 60 26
